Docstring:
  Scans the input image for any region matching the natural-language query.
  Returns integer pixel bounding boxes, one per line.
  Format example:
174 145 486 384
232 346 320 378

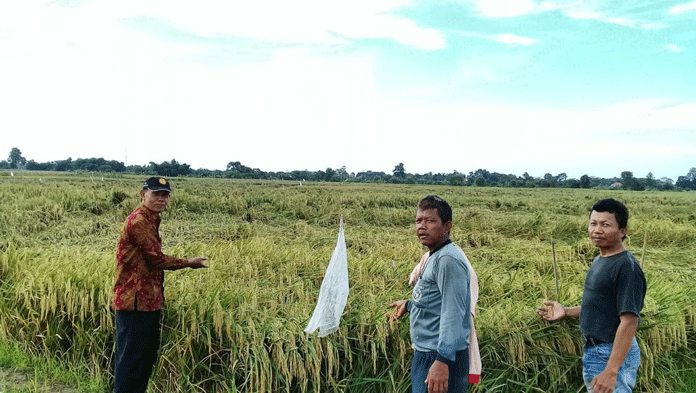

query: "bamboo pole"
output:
641 232 648 265
552 242 560 300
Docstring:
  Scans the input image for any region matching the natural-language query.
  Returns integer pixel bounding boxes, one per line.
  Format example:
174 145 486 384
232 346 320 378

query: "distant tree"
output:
675 168 696 190
688 167 696 182
660 182 675 191
226 161 253 174
335 166 349 181
620 171 635 190
126 164 149 174
290 170 312 181
467 169 491 186
393 163 406 179
251 167 266 179
323 167 336 182
55 158 73 172
621 171 645 191
25 160 53 171
556 173 567 183
150 159 191 177
8 148 27 169
566 179 581 188
71 157 126 172
618 171 646 190
191 168 223 178
355 171 389 182
580 174 591 188
644 172 656 189
676 176 694 190
540 173 556 188
446 171 465 186
660 177 673 184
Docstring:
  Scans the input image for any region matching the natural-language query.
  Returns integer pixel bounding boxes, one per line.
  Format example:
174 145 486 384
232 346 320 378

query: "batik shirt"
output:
113 205 189 311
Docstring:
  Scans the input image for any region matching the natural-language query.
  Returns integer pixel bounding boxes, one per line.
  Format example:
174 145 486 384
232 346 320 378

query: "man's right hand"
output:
536 301 565 321
387 300 408 321
188 257 208 269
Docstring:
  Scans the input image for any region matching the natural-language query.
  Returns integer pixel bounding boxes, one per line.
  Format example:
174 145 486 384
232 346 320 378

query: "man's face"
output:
140 189 170 213
588 210 626 249
415 208 452 249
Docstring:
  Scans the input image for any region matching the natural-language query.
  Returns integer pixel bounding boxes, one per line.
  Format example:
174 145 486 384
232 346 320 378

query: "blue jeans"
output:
411 349 468 393
582 337 640 393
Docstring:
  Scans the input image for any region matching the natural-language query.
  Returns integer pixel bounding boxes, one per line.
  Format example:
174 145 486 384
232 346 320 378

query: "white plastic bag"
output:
304 217 349 337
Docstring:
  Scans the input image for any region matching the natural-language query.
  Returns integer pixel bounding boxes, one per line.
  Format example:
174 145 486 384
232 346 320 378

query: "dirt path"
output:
0 367 79 393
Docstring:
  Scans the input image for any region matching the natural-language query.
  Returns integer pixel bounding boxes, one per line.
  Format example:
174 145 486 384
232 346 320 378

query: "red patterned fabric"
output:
113 205 188 311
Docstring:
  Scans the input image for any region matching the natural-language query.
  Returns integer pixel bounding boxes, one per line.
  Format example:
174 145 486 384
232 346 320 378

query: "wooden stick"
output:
552 242 560 300
641 232 648 265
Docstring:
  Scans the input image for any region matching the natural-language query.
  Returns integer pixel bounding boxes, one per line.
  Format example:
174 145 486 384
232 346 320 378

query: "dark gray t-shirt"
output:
580 250 646 344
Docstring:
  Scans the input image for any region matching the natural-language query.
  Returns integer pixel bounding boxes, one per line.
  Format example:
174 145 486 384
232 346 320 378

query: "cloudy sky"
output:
1 0 695 180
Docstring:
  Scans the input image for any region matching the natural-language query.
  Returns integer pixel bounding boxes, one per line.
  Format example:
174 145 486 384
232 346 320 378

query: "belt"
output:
582 335 609 348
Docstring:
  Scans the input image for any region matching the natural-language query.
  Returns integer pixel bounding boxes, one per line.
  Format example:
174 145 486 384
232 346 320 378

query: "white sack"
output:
304 217 349 337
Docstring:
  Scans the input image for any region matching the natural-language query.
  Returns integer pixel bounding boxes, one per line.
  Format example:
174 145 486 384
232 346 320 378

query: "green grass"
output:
0 341 105 392
0 172 695 392
682 370 696 392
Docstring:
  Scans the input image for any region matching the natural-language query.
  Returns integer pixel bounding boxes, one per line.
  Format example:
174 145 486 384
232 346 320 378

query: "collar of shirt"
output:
138 204 161 224
430 238 452 255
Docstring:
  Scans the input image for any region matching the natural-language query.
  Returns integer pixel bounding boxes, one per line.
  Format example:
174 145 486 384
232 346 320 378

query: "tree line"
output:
2 147 695 191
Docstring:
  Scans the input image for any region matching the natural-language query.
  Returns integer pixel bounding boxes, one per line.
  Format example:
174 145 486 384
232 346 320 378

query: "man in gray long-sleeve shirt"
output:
389 195 471 393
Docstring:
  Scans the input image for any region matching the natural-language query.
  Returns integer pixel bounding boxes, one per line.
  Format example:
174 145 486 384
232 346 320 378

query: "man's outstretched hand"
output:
188 257 208 269
387 300 408 321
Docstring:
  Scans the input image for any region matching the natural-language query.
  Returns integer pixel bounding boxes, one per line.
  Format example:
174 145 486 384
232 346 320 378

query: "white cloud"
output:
493 33 539 45
339 13 446 50
580 100 696 132
80 0 446 50
454 52 533 87
364 98 696 178
669 1 696 14
468 0 560 18
452 30 538 46
564 8 637 27
0 1 389 170
564 9 603 20
640 23 667 30
1 1 694 181
466 1 664 31
665 44 683 52
0 1 444 52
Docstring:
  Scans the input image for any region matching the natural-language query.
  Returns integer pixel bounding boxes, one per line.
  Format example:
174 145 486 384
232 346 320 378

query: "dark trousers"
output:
114 309 161 393
411 349 469 393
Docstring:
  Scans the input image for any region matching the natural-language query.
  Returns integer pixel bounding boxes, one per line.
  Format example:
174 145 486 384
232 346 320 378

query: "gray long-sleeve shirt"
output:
407 241 471 365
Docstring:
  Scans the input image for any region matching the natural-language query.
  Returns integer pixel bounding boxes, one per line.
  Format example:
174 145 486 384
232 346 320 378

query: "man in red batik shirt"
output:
113 177 207 393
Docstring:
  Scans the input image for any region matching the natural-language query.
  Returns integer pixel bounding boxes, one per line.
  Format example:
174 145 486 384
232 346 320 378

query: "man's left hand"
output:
425 360 448 393
590 369 617 393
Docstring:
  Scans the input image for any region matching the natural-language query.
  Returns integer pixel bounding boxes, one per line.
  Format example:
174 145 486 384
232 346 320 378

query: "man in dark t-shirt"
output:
537 199 646 393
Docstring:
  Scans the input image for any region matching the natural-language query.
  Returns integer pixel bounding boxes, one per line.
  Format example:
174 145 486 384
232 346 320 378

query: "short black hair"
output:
590 198 629 229
418 195 452 223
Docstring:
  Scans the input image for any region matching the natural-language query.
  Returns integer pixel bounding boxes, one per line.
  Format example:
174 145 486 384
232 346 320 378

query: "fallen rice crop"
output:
0 172 695 392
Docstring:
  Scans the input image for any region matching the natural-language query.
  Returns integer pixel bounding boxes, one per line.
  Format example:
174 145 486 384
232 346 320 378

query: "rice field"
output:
0 171 695 392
